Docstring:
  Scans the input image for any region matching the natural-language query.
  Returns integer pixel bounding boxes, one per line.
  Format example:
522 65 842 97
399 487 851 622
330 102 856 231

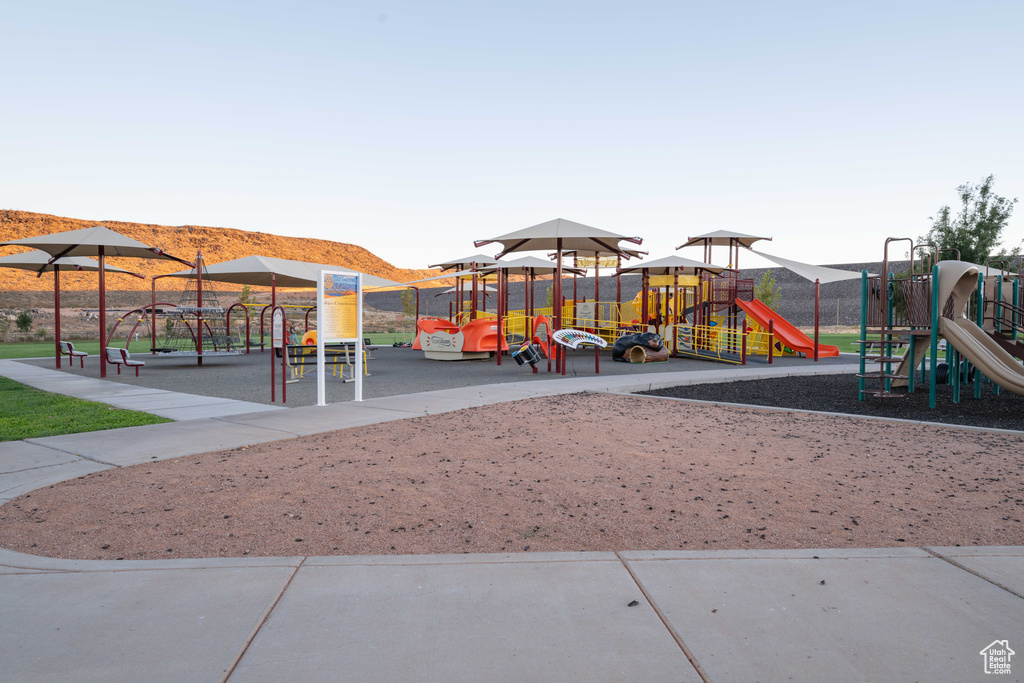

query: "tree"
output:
754 271 780 310
400 289 416 319
920 175 1018 266
237 285 253 305
16 311 33 333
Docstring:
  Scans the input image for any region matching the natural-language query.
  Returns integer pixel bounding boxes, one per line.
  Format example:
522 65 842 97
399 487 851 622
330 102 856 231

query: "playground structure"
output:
858 237 1024 406
412 316 510 360
419 228 842 370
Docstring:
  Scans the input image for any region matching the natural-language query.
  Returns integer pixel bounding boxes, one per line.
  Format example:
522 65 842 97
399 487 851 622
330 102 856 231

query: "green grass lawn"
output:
0 340 107 359
0 376 171 441
811 333 861 353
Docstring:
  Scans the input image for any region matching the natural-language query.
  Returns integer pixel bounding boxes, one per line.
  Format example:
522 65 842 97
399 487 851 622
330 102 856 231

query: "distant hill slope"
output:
0 210 442 291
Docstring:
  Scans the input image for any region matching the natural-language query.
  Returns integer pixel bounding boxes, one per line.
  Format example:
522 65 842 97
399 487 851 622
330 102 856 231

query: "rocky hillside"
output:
0 210 442 292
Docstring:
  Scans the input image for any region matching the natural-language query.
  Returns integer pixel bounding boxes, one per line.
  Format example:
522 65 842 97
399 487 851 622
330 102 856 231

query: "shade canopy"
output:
439 284 496 295
478 256 585 277
746 249 864 284
428 254 498 270
676 230 771 251
617 255 731 276
0 225 193 266
562 247 646 262
475 218 643 258
0 250 138 275
163 255 399 289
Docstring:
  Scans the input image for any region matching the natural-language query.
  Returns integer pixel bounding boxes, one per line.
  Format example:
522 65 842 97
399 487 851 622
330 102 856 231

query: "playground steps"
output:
856 371 909 381
858 328 917 402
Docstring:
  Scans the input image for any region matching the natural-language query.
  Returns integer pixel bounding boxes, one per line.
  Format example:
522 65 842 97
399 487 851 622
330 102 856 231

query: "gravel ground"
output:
642 374 1024 431
2 392 1022 560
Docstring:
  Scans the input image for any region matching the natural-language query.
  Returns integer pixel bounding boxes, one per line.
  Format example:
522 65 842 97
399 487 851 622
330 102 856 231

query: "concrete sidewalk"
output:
2 359 1022 681
2 546 1021 681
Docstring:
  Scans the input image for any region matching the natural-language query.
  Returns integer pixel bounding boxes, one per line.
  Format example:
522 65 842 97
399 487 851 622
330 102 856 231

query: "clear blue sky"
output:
4 1 1022 270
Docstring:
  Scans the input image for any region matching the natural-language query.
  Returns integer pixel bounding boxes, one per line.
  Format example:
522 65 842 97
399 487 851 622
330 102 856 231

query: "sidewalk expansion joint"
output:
923 548 1024 601
208 417 308 437
1 460 82 475
614 551 711 683
221 557 306 683
20 442 119 468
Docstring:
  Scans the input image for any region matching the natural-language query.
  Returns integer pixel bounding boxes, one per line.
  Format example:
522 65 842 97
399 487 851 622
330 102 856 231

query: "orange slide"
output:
735 298 840 358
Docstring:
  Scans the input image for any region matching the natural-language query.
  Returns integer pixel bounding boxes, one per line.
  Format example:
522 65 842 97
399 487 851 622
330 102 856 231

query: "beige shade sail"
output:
428 254 498 270
616 255 730 276
0 225 194 266
163 255 399 289
474 218 643 258
439 284 496 295
0 250 139 275
478 256 585 277
747 249 865 284
676 230 771 251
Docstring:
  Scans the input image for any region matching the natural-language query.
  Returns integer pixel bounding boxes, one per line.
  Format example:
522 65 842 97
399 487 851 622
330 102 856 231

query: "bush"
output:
16 311 32 333
754 271 781 310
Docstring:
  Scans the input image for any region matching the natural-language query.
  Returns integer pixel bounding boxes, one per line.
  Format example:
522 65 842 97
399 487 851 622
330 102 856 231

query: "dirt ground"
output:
2 393 1022 560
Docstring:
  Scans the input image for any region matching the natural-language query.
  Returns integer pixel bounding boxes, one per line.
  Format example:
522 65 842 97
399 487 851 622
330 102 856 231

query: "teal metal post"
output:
1014 279 1020 341
995 275 1003 333
907 334 916 393
952 346 960 403
975 273 984 399
858 270 867 401
929 265 939 409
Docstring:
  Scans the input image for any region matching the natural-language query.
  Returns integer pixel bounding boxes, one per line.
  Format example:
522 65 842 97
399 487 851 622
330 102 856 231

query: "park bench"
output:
59 341 88 368
105 347 145 376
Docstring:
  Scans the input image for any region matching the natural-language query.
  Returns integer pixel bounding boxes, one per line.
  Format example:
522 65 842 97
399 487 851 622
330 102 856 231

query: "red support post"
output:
496 267 503 366
470 261 478 321
813 278 820 362
768 319 774 365
196 252 204 366
54 264 61 369
554 239 563 373
151 277 157 354
270 274 276 402
99 246 106 378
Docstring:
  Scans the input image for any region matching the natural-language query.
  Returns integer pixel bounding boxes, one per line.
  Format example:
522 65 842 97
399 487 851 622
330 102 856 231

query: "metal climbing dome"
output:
160 253 241 356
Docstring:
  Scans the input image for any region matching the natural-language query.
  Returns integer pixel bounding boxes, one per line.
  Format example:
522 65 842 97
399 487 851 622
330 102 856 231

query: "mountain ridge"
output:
0 210 443 291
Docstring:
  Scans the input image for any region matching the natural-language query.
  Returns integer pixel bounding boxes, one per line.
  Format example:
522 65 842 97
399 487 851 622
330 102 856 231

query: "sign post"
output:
317 271 363 405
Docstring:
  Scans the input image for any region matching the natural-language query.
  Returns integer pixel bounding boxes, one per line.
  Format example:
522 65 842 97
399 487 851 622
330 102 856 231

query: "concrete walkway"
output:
1 359 1022 682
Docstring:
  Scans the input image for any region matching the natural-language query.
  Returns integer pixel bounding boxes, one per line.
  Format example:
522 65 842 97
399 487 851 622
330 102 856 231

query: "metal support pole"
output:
196 253 204 366
859 271 866 401
929 265 939 408
54 265 61 369
813 278 820 362
975 273 984 399
496 268 503 366
99 246 106 378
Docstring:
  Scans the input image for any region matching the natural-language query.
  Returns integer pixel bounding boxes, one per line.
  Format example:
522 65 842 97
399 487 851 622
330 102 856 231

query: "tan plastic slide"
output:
931 261 1024 396
939 317 1024 395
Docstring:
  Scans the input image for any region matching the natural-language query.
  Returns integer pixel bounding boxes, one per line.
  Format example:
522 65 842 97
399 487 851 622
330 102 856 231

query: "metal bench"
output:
105 347 145 376
59 341 88 368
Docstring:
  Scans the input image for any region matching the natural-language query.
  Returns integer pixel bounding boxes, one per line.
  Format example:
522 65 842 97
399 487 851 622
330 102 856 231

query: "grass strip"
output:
0 376 171 441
